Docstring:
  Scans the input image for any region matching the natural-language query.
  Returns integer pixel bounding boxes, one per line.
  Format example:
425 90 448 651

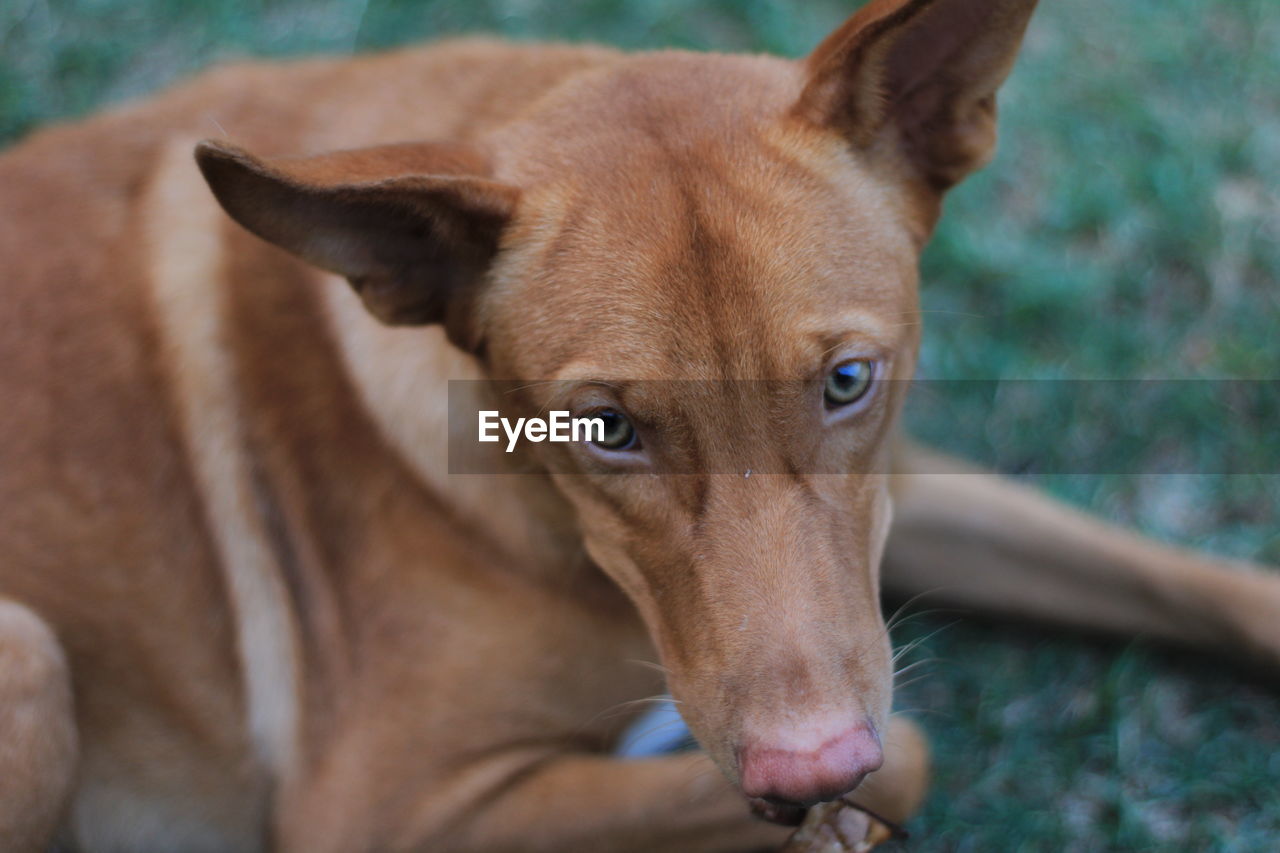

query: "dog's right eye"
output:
824 359 876 409
590 409 639 451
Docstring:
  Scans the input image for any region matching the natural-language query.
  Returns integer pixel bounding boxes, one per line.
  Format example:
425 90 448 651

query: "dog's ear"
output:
795 0 1038 193
195 140 518 337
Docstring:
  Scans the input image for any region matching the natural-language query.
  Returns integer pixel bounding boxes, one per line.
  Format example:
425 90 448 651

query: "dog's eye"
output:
824 359 875 408
591 409 639 451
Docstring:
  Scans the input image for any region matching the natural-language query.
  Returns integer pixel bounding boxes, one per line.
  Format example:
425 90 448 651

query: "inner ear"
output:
795 0 1039 192
195 140 519 333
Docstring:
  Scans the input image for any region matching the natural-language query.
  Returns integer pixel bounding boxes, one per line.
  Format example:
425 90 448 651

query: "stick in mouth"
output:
782 799 909 853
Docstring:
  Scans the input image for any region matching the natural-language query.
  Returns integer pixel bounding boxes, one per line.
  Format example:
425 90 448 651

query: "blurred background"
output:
4 0 1278 848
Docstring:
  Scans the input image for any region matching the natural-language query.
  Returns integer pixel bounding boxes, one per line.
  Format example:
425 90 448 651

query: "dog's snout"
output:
738 719 883 806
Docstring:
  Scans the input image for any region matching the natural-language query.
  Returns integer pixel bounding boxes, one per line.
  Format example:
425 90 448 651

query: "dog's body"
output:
2 2 1278 850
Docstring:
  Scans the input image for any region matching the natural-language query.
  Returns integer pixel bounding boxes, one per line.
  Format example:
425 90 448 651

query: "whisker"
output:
624 658 671 677
626 718 687 742
891 620 958 665
682 758 723 788
593 695 680 723
891 674 935 693
883 309 990 319
892 658 939 681
888 706 952 720
887 611 956 645
883 587 953 632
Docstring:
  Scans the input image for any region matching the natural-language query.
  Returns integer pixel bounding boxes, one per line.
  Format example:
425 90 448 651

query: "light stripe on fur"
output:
143 139 301 782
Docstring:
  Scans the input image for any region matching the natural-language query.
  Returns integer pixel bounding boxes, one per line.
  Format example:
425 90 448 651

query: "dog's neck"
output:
319 274 585 576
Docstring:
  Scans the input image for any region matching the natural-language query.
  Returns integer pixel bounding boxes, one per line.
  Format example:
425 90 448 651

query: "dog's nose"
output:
738 719 883 806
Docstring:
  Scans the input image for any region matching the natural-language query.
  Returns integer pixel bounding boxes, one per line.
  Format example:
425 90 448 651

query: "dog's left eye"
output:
824 359 875 408
590 408 640 451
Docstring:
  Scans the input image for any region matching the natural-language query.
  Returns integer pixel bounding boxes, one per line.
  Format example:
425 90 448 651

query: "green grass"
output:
5 0 1278 849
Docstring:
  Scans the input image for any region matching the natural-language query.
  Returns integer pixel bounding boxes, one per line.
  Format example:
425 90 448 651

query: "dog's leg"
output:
387 726 929 853
0 600 78 851
884 443 1280 668
442 753 788 850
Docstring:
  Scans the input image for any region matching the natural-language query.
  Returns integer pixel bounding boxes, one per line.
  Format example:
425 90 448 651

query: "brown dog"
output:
2 0 1278 849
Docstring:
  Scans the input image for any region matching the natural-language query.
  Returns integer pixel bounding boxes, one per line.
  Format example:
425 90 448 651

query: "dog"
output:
3 0 1278 849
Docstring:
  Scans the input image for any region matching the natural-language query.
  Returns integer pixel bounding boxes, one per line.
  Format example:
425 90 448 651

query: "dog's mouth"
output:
749 796 810 826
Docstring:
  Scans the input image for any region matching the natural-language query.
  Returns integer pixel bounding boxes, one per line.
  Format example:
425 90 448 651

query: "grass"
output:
4 0 1278 848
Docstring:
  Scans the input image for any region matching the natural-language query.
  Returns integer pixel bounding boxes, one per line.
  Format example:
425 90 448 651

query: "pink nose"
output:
738 721 883 806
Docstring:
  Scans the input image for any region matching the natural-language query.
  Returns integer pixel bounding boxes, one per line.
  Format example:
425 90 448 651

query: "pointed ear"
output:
194 140 518 336
794 0 1038 192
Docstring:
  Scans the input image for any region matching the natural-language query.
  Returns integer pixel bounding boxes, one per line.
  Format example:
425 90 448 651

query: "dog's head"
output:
199 0 1036 816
